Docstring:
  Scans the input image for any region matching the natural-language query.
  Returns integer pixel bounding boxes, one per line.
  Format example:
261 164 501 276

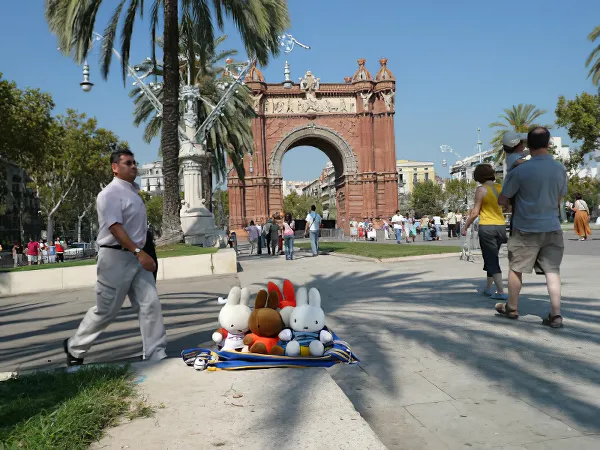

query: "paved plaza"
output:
1 234 599 449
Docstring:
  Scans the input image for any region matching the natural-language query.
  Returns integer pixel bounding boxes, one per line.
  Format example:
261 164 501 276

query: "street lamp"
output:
476 127 483 164
80 62 94 92
440 145 465 179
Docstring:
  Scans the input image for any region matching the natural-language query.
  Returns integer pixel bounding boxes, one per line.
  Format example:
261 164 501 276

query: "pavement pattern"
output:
1 234 599 449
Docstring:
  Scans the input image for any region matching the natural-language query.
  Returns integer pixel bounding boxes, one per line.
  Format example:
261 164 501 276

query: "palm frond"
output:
100 0 128 79
119 0 141 82
586 25 600 85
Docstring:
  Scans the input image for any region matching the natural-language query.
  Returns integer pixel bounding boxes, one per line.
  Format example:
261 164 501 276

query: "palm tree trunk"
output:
159 0 183 244
201 153 213 212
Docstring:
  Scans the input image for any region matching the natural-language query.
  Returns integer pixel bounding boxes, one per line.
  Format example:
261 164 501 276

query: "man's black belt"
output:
100 244 129 251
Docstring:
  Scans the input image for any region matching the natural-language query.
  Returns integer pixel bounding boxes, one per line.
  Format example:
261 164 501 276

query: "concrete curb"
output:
0 248 237 297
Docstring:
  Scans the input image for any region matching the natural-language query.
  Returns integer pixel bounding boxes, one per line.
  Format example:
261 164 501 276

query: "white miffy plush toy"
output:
212 286 251 351
278 287 333 356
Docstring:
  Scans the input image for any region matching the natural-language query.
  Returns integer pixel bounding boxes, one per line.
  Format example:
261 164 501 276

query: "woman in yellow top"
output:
462 164 508 300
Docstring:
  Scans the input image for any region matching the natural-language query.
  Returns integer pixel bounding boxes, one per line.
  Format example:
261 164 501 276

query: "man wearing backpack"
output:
305 205 322 257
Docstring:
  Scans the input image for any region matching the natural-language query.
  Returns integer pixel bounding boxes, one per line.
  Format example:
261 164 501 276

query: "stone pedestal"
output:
178 105 226 248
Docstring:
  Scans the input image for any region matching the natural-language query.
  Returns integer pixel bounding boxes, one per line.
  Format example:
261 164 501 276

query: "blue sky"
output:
1 0 599 182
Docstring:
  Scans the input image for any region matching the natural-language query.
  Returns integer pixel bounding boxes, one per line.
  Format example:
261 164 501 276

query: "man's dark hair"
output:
111 148 134 164
575 193 583 201
311 205 316 211
527 127 551 151
395 210 400 214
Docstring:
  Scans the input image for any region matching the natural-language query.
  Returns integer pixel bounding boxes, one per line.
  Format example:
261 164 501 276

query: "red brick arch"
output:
228 59 398 232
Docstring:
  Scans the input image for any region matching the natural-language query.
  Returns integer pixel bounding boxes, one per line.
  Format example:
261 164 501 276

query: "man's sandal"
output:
495 302 519 319
542 314 563 328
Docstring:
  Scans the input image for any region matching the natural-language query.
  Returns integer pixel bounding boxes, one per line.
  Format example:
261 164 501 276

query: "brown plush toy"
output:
243 289 285 355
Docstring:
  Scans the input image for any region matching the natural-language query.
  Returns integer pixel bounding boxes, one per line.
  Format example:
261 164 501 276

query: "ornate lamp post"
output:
72 32 254 246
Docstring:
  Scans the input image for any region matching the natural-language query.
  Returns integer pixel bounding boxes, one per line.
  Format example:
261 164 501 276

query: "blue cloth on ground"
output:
181 329 359 371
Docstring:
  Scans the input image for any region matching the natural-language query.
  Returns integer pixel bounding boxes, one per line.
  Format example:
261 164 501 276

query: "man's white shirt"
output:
391 214 404 229
96 177 148 248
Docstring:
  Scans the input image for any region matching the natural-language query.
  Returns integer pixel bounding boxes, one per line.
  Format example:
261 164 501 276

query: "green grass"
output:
1 259 97 272
297 241 460 259
0 365 152 450
1 244 218 272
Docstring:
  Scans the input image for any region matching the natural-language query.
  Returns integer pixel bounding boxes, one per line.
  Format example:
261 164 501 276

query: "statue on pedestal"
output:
178 86 226 247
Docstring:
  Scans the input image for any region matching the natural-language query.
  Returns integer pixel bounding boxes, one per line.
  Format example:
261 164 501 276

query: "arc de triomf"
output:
228 58 398 233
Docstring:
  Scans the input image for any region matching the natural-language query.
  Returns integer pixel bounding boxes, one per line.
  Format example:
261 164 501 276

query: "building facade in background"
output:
300 162 337 219
138 160 183 193
282 180 310 197
396 159 436 195
0 161 42 244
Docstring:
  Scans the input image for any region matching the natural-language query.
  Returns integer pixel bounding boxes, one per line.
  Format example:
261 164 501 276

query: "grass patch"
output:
0 365 152 450
1 244 218 272
0 259 97 272
297 241 460 259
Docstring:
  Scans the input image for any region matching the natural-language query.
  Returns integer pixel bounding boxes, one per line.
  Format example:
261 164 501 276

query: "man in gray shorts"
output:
497 127 567 327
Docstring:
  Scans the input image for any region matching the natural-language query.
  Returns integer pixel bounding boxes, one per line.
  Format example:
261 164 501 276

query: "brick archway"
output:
268 124 358 179
228 59 399 233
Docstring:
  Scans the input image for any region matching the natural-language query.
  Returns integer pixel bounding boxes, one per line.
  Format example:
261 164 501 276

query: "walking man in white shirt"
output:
391 210 403 244
63 148 167 366
305 205 322 256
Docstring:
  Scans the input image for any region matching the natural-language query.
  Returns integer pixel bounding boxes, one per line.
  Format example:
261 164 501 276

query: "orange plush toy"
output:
243 290 285 355
267 279 296 327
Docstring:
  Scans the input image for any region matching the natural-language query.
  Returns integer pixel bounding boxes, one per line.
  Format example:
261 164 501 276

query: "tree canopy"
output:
27 110 124 241
283 192 323 220
410 181 445 216
0 73 54 165
444 178 478 212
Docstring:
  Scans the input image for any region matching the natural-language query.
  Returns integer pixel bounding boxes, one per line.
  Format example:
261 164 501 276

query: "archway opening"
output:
281 144 342 222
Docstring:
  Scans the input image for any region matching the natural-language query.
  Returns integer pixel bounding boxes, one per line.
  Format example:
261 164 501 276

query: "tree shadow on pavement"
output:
259 267 600 435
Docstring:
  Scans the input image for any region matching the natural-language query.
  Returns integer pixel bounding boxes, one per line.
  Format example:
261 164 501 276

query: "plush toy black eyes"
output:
315 320 318 324
294 319 297 323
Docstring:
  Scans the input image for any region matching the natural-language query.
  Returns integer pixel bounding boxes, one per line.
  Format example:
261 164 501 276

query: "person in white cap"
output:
503 131 528 172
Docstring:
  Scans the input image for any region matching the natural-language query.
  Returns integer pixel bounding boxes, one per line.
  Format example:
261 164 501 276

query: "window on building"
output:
398 173 404 182
413 173 418 184
424 172 429 182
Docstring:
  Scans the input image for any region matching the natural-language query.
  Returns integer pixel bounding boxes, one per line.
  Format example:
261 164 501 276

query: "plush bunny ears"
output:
295 287 321 308
218 286 250 306
268 280 296 309
254 289 279 310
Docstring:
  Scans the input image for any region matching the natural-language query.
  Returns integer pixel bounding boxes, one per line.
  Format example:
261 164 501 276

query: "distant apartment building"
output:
282 180 310 197
138 160 184 193
396 159 436 195
300 162 337 219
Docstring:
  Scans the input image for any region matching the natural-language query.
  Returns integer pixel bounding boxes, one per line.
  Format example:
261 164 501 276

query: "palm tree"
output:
45 0 289 242
130 34 255 211
489 104 552 162
586 25 600 85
